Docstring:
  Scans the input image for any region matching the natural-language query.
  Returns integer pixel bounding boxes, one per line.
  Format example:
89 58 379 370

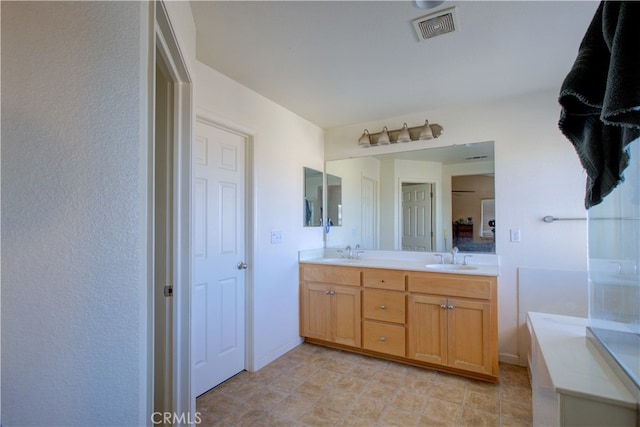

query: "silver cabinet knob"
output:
380 305 386 310
448 305 454 310
329 291 336 295
440 304 447 309
236 262 248 270
325 291 331 295
380 337 386 342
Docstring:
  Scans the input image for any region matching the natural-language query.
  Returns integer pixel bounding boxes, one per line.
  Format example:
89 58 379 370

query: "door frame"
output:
152 1 193 422
195 110 256 375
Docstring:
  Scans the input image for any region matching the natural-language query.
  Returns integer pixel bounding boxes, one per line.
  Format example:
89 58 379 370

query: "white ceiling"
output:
190 1 598 129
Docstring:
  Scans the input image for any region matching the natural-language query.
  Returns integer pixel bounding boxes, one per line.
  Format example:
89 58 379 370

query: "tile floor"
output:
196 343 532 426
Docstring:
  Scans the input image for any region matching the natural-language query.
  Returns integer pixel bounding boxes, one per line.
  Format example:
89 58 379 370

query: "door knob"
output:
236 262 248 270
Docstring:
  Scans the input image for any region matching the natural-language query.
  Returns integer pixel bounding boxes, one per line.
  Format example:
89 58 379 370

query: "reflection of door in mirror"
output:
361 176 378 248
451 174 495 252
401 183 434 251
326 174 342 226
304 167 323 227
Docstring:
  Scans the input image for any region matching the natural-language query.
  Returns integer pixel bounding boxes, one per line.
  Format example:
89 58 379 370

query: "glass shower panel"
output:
588 138 640 388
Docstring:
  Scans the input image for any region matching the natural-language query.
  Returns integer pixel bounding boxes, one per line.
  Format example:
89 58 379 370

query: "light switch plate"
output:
271 230 283 244
510 228 521 242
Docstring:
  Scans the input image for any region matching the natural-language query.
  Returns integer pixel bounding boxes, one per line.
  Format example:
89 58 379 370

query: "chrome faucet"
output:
450 246 459 264
344 245 352 259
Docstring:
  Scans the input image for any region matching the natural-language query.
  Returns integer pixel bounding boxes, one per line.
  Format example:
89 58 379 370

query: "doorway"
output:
153 1 193 421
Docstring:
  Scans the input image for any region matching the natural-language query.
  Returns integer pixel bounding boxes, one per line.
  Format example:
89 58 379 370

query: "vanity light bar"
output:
358 120 444 147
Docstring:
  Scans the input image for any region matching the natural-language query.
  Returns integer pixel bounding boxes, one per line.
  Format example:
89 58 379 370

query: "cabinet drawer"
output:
363 321 406 357
363 289 405 324
408 272 494 300
302 264 361 286
362 268 405 291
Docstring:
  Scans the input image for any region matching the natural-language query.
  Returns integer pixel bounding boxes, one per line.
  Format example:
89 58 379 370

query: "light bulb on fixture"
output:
397 123 411 143
358 129 371 147
378 126 390 145
419 119 434 140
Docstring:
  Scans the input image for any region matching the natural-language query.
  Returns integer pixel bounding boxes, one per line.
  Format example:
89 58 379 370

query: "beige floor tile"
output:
460 406 500 426
500 398 533 421
380 406 423 427
347 393 387 422
252 411 299 427
360 380 398 402
272 394 315 419
370 368 408 388
268 373 306 393
308 367 345 387
245 386 289 409
299 405 342 426
334 375 369 395
464 388 499 413
390 389 428 413
335 412 371 426
294 380 331 401
421 397 462 426
428 381 466 404
316 388 356 413
345 362 379 380
501 413 533 427
222 406 270 426
500 383 532 404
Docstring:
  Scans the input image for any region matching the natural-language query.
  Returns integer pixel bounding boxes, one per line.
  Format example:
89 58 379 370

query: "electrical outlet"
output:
270 230 283 244
510 229 521 242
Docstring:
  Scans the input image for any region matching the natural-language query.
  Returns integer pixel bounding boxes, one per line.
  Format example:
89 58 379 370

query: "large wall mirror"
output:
325 141 495 253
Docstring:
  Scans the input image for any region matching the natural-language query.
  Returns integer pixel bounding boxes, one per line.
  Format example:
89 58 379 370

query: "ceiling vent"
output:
412 6 457 41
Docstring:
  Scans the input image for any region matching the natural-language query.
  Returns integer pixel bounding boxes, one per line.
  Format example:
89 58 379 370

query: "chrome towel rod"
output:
543 216 585 223
543 215 640 223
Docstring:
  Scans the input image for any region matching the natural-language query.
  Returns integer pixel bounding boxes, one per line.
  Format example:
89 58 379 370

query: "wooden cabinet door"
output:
447 297 492 375
332 285 361 347
407 294 447 366
302 283 332 342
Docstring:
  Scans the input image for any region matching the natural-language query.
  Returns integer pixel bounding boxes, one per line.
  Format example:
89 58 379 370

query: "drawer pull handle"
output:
380 337 386 342
380 305 386 310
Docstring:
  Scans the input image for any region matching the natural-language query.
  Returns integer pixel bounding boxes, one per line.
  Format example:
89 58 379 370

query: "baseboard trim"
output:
253 336 304 371
499 352 522 366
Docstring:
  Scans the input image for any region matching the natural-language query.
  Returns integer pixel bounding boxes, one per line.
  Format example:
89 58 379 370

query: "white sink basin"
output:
425 264 478 271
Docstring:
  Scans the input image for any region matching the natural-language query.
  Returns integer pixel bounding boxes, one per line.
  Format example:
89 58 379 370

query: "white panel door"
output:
192 121 246 397
401 183 433 251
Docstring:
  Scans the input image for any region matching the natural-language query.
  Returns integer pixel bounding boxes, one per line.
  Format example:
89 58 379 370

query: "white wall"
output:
325 90 589 363
2 2 151 425
194 61 325 369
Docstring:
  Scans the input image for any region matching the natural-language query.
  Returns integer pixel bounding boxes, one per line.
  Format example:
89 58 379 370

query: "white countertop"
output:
527 312 637 408
299 248 499 277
